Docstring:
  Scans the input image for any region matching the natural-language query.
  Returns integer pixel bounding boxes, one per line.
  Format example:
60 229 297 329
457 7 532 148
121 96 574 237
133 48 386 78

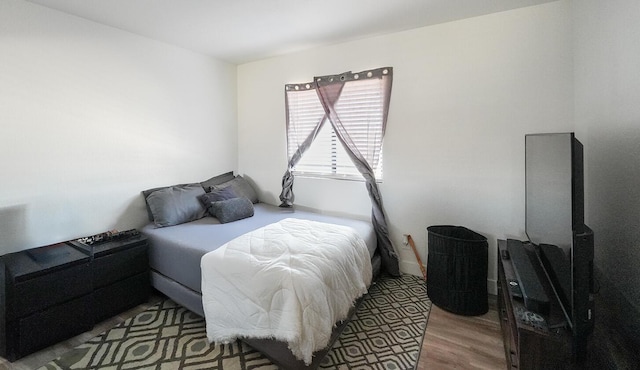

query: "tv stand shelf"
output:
497 239 572 369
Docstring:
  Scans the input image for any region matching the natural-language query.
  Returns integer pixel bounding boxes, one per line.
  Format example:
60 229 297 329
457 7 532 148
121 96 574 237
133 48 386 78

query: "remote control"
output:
508 279 523 298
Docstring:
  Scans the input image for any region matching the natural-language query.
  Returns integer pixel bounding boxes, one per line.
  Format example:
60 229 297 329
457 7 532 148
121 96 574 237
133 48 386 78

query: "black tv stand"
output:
498 239 572 369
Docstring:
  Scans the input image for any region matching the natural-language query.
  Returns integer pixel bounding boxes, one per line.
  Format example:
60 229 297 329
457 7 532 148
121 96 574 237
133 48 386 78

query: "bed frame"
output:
151 257 380 369
143 203 380 369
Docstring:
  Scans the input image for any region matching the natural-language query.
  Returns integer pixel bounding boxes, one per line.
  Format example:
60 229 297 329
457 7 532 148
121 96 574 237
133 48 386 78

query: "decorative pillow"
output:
200 171 235 193
146 184 206 227
198 187 238 212
142 183 200 222
211 175 259 203
209 197 254 223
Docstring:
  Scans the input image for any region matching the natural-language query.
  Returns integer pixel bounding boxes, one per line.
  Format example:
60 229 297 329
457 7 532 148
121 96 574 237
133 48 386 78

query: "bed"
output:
140 174 380 369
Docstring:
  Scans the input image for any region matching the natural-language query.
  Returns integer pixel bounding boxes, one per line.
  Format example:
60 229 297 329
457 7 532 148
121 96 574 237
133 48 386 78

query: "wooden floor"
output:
2 295 506 370
418 295 507 370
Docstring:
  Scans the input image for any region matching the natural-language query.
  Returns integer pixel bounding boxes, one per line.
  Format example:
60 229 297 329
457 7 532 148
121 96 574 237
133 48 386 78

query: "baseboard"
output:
400 260 425 279
487 279 498 296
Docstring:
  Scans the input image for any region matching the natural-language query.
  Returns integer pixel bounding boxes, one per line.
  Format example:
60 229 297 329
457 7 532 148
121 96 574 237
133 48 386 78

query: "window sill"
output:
292 172 382 183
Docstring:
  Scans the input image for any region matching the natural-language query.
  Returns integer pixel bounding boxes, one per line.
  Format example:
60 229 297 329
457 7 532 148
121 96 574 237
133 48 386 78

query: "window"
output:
285 73 387 181
279 68 399 275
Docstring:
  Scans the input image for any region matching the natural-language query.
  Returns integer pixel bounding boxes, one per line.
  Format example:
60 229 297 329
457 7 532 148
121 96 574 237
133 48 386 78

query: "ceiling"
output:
26 0 556 64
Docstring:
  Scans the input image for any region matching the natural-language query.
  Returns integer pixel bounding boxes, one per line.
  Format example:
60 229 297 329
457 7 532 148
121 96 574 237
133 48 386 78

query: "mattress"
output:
142 203 377 295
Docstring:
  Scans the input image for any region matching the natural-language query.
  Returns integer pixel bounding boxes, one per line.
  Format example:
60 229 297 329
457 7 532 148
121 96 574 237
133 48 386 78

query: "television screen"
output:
524 132 593 361
525 133 574 252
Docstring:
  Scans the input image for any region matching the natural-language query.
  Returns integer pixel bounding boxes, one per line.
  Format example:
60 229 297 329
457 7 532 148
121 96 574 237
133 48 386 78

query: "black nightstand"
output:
0 231 151 362
69 232 150 323
0 243 93 361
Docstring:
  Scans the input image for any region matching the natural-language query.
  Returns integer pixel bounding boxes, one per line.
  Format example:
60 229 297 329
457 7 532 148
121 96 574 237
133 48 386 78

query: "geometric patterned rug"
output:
38 274 431 370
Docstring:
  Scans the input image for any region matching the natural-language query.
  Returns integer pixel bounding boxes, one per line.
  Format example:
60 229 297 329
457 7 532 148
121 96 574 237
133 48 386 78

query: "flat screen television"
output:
525 132 594 361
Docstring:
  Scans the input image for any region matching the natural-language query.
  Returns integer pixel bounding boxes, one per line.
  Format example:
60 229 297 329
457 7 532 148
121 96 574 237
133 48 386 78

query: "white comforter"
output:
201 218 372 365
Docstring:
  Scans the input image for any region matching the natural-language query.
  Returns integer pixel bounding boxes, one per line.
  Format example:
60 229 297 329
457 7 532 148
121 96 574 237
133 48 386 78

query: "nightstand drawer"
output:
93 271 150 323
8 262 92 320
92 244 148 289
8 294 93 361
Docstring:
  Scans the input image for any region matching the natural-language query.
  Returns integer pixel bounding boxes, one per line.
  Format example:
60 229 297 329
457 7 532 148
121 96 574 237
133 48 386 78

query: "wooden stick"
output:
407 234 426 281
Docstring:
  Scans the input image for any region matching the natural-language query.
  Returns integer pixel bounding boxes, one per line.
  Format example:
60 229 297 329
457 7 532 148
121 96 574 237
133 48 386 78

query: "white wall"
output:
0 0 237 254
573 0 640 308
238 1 574 291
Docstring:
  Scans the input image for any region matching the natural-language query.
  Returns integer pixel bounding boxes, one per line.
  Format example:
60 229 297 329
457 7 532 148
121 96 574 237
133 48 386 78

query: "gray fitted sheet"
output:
141 203 377 294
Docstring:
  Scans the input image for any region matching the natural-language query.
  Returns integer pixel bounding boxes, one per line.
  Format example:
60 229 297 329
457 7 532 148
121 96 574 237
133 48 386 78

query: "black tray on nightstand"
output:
68 230 147 258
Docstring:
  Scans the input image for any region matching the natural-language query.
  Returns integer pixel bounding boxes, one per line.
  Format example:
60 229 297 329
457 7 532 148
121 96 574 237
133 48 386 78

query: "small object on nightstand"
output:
75 229 141 246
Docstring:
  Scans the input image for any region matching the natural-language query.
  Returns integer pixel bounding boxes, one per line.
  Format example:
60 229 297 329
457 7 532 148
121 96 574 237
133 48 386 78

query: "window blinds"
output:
286 77 385 179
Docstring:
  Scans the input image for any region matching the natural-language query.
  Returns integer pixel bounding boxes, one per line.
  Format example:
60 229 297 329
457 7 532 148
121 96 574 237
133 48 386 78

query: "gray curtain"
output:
278 67 399 276
314 67 399 276
278 83 337 207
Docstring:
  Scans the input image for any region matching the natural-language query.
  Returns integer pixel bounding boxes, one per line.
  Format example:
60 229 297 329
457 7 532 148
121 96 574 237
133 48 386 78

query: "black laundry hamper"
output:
426 225 488 316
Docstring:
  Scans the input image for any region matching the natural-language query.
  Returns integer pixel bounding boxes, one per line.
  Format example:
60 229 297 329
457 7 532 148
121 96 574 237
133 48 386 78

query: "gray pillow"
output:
142 183 200 222
146 184 206 227
209 197 254 223
198 187 237 212
200 171 235 193
211 175 258 203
